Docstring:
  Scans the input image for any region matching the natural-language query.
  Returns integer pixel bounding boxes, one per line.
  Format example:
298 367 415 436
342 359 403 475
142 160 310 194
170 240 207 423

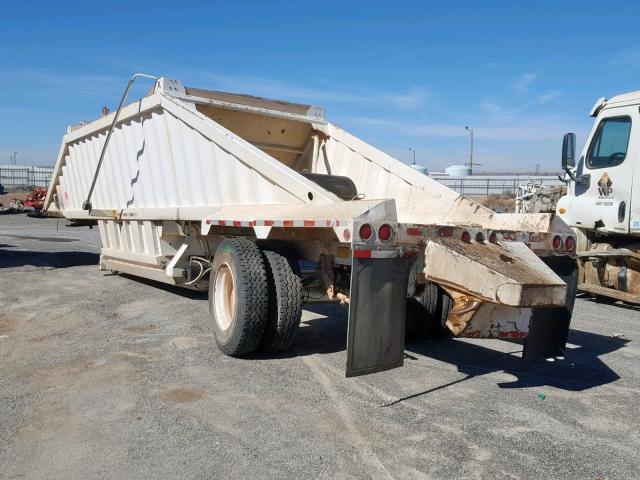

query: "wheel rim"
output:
214 262 235 331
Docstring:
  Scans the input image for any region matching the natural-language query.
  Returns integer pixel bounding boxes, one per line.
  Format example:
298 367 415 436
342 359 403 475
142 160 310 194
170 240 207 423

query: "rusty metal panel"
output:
346 256 413 377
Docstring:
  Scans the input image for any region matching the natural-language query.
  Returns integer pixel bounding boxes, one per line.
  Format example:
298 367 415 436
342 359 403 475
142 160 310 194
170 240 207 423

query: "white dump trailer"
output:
45 75 577 376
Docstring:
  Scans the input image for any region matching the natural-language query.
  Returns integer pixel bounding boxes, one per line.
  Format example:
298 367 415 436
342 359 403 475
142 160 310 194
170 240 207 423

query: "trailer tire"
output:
261 250 303 352
406 283 452 340
209 239 268 356
256 240 301 275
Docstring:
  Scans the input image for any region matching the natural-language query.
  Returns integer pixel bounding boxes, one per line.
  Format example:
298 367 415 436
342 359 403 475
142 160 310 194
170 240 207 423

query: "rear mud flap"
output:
524 258 578 360
346 256 414 377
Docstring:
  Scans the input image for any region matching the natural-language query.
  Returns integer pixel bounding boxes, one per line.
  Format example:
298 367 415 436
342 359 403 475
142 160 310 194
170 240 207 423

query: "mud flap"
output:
346 256 414 377
523 258 578 360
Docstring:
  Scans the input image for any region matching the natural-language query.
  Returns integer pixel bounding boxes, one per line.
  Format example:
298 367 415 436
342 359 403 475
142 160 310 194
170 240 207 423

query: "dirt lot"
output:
1 215 639 479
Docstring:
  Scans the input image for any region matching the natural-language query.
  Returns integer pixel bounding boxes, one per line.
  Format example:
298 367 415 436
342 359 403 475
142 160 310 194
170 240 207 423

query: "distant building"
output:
410 163 428 175
445 164 472 177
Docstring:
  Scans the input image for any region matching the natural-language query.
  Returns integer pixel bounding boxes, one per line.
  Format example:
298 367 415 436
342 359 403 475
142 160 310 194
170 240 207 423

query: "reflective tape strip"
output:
353 249 399 259
203 218 347 228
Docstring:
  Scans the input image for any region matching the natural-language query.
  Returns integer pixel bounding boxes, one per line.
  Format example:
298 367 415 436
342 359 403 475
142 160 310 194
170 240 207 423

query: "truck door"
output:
569 111 635 234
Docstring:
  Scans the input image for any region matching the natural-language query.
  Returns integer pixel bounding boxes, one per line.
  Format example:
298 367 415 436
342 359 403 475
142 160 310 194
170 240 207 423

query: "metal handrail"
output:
82 73 158 211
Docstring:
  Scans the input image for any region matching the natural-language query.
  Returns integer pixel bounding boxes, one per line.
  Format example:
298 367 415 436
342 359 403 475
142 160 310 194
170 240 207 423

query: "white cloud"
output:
344 114 582 141
200 72 429 111
537 91 561 103
0 70 126 98
511 73 537 92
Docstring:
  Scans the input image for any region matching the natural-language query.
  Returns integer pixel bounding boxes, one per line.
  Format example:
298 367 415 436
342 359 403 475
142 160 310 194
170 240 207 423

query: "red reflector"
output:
475 232 485 243
378 224 393 242
461 231 471 243
489 232 498 243
359 223 373 241
406 227 421 236
438 227 454 237
565 235 575 251
354 249 372 259
552 235 562 249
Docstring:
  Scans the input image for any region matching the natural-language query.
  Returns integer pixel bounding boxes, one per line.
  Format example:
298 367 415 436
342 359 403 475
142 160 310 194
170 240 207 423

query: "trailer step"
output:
578 282 640 305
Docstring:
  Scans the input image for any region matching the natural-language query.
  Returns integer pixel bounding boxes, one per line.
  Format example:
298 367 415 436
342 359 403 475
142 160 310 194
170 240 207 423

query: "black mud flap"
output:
524 257 578 360
346 256 414 377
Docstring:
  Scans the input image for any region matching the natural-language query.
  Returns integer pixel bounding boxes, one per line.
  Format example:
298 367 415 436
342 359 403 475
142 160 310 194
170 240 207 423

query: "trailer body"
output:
45 76 577 375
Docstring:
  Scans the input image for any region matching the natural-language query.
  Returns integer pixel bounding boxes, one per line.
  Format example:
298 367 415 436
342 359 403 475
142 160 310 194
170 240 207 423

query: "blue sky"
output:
2 0 640 172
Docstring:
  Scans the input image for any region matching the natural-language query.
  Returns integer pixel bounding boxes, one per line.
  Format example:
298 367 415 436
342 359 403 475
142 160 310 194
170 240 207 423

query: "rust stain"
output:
432 237 553 284
161 387 205 404
443 290 484 336
499 253 515 263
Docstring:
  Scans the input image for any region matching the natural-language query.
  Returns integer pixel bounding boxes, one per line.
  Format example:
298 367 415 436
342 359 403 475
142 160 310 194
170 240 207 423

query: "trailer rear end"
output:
45 75 576 376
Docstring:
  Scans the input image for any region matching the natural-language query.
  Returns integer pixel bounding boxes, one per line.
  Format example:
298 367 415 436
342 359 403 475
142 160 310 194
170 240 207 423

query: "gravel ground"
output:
1 215 639 480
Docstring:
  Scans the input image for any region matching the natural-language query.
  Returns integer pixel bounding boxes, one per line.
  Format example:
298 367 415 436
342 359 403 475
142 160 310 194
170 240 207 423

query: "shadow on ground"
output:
0 247 99 269
115 273 208 300
91 274 628 395
402 328 627 396
580 294 640 312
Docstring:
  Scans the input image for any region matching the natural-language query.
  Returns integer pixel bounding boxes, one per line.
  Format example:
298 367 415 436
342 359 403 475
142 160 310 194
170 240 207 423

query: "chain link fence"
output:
0 165 54 189
431 174 564 196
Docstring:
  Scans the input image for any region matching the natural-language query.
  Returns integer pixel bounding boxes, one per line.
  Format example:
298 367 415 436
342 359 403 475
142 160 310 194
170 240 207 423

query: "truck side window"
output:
586 116 631 168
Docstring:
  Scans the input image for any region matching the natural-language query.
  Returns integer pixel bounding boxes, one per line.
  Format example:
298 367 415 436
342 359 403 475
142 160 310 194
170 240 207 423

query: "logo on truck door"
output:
597 173 613 197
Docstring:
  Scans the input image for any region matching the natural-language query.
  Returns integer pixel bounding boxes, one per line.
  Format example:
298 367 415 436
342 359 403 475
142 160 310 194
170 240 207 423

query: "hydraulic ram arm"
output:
82 73 158 212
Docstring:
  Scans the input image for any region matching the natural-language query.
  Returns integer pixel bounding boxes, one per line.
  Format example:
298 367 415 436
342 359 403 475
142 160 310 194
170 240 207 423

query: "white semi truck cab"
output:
557 93 640 304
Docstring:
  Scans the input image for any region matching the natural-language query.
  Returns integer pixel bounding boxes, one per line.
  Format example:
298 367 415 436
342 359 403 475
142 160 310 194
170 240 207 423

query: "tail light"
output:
565 235 575 251
461 231 471 243
438 227 454 237
475 232 485 243
359 223 373 241
552 235 562 250
378 224 393 242
489 232 498 244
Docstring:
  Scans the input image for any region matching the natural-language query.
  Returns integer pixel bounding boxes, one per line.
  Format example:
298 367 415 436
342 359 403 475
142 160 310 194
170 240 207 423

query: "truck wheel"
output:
256 240 301 275
423 282 452 337
208 239 268 356
261 250 303 352
405 283 452 340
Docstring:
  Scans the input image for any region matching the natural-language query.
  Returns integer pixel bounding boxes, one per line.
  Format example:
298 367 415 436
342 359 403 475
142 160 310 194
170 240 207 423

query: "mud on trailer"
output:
45 75 578 376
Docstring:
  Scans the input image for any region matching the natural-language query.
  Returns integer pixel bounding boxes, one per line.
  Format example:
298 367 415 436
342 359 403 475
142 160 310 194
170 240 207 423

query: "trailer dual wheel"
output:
209 239 268 356
405 282 452 340
261 250 303 352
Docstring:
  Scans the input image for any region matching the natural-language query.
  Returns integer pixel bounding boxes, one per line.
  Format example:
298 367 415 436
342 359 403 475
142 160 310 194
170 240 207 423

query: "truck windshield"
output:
586 116 631 168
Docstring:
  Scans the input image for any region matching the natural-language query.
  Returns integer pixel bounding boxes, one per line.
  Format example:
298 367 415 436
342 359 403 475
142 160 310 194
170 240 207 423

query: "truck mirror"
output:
562 133 576 169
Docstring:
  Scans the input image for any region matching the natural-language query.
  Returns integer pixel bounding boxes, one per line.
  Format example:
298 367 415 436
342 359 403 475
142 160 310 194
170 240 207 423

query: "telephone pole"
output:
408 147 416 165
464 127 474 174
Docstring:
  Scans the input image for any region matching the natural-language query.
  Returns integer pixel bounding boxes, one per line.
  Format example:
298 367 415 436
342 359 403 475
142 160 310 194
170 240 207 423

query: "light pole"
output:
10 151 17 165
409 147 416 165
465 126 474 174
